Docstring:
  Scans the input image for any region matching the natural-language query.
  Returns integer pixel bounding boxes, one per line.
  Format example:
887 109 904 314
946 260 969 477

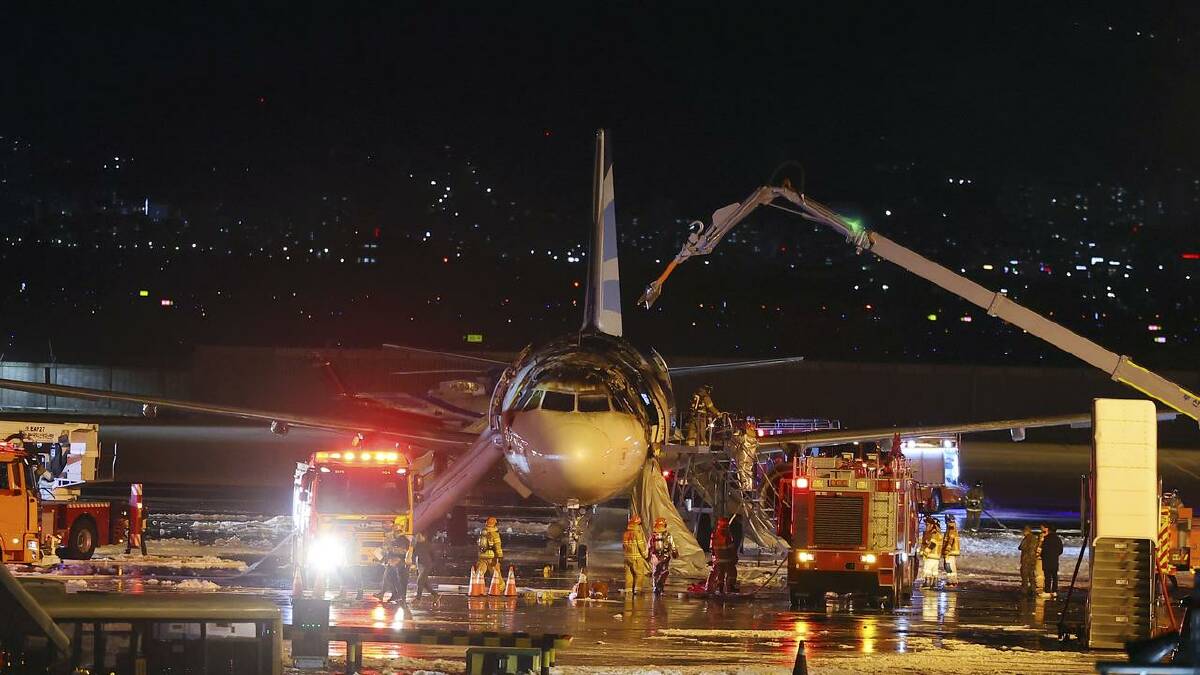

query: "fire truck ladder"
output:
640 184 1200 424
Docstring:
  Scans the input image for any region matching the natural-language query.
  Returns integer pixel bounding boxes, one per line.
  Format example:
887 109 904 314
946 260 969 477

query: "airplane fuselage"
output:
494 331 675 507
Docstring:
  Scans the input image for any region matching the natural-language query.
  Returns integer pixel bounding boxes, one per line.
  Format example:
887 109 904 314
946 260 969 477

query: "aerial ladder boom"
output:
638 184 1200 423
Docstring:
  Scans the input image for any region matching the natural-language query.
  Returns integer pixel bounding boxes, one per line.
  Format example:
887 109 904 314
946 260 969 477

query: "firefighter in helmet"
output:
706 516 738 595
377 515 412 608
477 516 504 577
686 385 721 445
648 516 678 594
964 480 985 532
622 514 651 594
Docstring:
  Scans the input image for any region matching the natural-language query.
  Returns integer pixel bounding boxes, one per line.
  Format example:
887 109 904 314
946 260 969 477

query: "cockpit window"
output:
540 391 576 412
519 389 544 411
577 395 610 412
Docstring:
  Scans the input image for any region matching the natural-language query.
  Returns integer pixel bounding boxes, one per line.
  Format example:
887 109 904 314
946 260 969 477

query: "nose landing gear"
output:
556 504 592 571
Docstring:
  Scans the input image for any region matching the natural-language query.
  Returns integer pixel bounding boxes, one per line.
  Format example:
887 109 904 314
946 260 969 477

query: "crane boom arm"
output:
639 185 1200 423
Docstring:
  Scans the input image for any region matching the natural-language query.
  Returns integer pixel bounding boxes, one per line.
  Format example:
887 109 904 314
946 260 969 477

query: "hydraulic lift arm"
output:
639 184 1200 423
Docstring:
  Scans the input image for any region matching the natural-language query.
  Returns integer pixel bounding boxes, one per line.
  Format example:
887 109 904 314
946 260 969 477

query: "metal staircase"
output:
668 415 839 554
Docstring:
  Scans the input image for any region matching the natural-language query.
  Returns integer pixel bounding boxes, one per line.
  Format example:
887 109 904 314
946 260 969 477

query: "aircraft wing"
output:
754 410 1180 449
0 377 476 449
382 343 509 367
668 356 805 375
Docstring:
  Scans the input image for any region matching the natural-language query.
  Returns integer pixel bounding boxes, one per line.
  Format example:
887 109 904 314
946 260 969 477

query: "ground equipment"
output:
0 422 138 562
291 448 416 596
778 445 919 609
640 183 1200 425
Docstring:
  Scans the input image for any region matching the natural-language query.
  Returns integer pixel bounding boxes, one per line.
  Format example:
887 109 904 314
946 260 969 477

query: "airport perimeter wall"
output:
3 345 1198 430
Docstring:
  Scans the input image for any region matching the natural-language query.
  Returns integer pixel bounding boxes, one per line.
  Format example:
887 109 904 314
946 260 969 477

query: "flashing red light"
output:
794 477 809 490
1183 253 1200 260
662 470 672 479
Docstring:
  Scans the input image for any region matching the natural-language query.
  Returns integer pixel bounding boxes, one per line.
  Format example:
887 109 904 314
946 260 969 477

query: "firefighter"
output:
964 481 985 532
377 516 412 608
1041 523 1064 598
622 514 650 594
477 516 504 577
920 518 943 588
1033 522 1049 597
1018 525 1040 596
941 518 961 588
707 516 739 595
648 516 678 595
686 385 721 445
412 531 439 602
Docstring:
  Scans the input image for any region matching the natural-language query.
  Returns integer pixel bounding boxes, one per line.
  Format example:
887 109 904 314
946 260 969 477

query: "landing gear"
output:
555 504 592 571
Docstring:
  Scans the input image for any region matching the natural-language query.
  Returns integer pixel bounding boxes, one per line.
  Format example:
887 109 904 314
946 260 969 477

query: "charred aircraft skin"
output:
495 330 675 506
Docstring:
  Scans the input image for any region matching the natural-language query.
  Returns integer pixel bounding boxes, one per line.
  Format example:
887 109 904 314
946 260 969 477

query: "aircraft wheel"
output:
558 544 569 571
578 544 588 569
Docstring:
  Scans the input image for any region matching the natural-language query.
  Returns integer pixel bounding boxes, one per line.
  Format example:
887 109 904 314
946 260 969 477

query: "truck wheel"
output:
929 490 943 513
65 518 98 560
879 591 896 610
789 590 800 610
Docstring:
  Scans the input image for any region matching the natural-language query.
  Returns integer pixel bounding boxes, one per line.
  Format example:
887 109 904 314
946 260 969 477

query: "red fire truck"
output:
0 423 141 563
291 448 416 596
777 447 920 609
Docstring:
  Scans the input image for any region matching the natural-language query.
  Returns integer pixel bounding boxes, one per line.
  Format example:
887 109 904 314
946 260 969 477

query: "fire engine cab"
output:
778 446 919 609
292 449 416 596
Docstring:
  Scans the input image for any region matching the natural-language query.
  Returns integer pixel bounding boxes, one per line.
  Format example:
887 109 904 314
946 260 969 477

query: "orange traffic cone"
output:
488 567 504 596
504 566 517 596
469 565 484 597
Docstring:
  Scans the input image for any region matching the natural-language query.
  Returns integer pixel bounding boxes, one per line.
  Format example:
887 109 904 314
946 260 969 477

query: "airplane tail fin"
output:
581 128 623 337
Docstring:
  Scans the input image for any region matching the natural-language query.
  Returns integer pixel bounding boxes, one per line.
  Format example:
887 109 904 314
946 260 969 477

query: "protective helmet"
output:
716 517 729 528
393 515 409 528
485 516 498 527
628 514 642 525
974 480 982 487
946 519 957 528
653 517 668 532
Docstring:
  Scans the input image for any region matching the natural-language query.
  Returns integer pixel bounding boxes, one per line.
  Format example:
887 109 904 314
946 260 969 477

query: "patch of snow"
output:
59 553 247 571
468 519 550 537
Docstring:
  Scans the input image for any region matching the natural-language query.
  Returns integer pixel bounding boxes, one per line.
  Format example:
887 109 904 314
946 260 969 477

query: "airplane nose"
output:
508 415 645 505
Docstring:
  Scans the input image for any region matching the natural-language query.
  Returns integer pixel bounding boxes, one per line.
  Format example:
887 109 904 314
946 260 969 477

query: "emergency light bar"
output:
314 450 405 464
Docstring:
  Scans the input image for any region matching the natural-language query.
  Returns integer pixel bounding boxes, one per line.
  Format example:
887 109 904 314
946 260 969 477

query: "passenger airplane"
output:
0 130 1132 567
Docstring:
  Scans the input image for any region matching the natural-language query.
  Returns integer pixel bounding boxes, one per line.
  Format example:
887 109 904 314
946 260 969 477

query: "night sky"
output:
7 3 1198 212
2 3 1199 364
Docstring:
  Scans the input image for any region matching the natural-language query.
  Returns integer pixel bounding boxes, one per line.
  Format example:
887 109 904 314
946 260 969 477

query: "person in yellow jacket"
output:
622 514 651 594
477 516 504 577
941 519 961 588
920 518 943 588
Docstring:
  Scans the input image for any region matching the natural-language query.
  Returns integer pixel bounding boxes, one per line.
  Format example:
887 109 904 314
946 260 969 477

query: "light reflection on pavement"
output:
264 582 1105 671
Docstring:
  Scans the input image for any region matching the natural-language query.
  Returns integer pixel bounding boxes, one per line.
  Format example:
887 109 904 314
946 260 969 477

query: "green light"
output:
843 217 863 233
465 333 484 343
138 290 149 297
927 313 938 321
